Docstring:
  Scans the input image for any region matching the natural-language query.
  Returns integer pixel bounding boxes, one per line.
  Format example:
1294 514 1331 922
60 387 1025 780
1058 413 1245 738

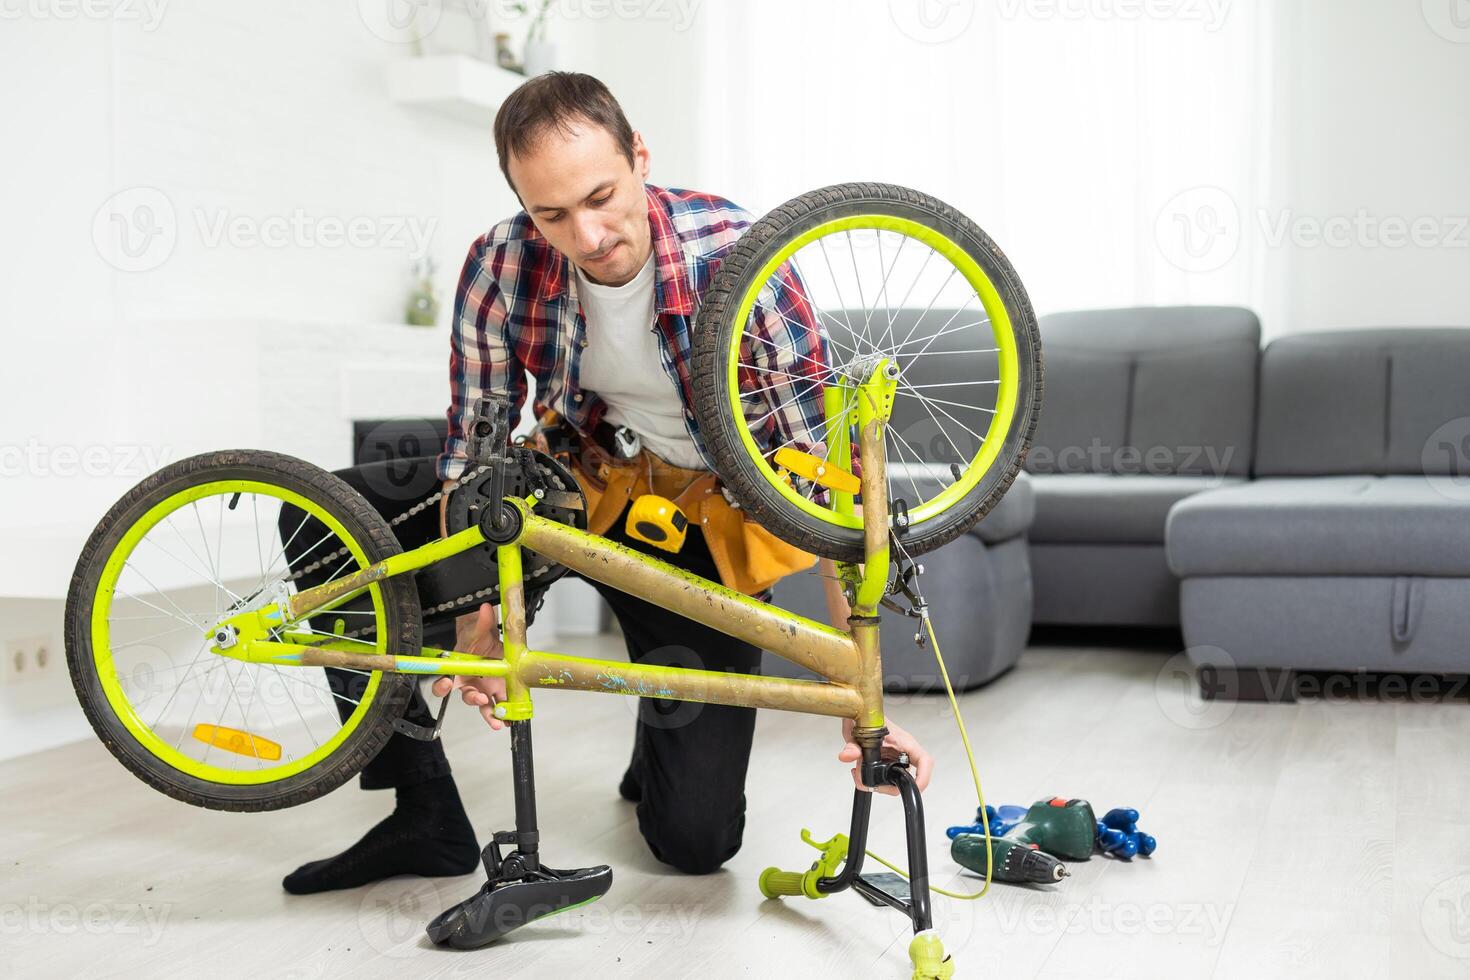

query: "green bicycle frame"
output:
205 363 902 735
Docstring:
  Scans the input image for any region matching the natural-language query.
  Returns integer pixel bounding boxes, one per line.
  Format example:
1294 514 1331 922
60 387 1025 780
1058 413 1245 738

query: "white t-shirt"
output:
574 251 706 469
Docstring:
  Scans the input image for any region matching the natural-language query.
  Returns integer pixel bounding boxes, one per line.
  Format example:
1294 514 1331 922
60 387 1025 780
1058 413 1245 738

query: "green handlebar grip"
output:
759 828 850 900
758 867 811 899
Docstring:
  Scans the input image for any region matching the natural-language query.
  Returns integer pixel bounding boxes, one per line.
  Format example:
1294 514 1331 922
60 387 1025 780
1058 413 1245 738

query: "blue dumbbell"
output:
946 804 1028 840
1095 807 1157 859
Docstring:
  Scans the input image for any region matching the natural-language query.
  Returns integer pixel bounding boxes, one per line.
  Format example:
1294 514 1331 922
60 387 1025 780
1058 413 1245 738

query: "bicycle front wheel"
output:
692 182 1043 561
64 450 421 812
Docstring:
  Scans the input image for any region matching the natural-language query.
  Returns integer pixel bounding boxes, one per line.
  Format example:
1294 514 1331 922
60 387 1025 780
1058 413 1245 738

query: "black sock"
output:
283 775 480 895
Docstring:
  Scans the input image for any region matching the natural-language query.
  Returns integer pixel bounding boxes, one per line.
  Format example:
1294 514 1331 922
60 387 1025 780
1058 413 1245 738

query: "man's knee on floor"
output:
640 814 743 875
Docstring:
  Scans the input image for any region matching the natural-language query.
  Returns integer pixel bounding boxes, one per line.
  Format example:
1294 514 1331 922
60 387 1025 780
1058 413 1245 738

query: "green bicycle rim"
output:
91 479 386 785
726 213 1021 529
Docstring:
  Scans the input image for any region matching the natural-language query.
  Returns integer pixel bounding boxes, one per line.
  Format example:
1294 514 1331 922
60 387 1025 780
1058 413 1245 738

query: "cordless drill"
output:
949 797 1098 885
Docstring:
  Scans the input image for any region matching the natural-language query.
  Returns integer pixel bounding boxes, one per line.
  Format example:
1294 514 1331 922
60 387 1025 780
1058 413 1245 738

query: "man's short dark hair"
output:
493 72 636 194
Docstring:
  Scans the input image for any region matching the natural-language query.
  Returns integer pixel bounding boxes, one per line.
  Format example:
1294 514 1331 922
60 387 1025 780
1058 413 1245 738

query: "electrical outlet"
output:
32 635 55 678
0 635 55 686
0 640 25 685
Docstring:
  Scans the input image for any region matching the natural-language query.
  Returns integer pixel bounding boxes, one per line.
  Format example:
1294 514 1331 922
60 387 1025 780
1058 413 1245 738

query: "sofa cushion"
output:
1026 306 1259 477
1254 328 1470 477
1166 475 1470 577
1029 473 1241 544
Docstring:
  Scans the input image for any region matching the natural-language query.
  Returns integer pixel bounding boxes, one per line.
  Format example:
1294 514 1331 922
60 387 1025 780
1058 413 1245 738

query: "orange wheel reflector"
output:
192 723 283 761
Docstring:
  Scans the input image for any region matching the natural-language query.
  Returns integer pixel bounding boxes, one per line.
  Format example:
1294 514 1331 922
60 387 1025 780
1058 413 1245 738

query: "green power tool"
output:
950 797 1097 884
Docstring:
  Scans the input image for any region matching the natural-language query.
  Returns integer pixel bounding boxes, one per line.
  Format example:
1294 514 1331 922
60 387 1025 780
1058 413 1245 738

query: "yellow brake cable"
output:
861 554 994 902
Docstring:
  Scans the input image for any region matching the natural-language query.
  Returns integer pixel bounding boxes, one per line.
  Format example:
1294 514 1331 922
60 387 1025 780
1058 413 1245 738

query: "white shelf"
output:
387 55 526 126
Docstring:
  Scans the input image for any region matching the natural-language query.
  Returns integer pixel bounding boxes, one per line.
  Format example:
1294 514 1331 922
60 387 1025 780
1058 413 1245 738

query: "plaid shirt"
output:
437 184 831 482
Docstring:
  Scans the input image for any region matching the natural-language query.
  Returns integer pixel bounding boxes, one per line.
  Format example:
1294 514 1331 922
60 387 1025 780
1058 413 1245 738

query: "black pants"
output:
280 456 763 874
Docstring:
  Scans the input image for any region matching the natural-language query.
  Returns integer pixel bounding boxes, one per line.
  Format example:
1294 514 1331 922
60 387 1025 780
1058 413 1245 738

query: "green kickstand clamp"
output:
758 828 850 900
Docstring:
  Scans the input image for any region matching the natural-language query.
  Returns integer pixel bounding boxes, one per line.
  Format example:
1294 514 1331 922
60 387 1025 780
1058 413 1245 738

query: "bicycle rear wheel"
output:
692 182 1043 561
64 449 420 812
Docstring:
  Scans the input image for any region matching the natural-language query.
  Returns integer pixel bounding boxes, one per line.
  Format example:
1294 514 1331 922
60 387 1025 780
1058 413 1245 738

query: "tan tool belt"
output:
525 411 816 596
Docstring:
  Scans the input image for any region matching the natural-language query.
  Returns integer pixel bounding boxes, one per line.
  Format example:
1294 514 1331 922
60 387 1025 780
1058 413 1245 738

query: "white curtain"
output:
693 0 1279 323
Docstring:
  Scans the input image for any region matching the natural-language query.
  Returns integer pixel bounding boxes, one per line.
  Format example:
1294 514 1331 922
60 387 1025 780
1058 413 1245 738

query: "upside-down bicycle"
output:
64 183 1042 978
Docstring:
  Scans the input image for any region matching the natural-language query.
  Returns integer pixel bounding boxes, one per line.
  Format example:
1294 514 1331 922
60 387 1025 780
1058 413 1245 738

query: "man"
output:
283 71 932 894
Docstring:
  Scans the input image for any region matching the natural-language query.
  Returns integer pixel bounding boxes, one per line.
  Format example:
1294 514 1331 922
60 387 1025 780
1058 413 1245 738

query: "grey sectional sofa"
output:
1168 329 1470 692
767 471 1035 692
371 311 1469 702
1025 306 1261 626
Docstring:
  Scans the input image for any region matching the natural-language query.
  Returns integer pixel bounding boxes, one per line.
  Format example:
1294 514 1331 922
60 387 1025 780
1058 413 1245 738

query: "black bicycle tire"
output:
63 449 421 812
691 182 1043 562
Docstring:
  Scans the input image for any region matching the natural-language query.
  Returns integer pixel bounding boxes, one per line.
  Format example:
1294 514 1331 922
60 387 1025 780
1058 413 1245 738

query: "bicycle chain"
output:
266 461 550 641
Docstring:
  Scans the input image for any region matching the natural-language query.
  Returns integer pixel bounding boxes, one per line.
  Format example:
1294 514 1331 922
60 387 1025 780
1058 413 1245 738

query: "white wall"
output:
2 6 497 530
693 0 1470 338
695 0 1276 322
1263 0 1470 333
0 2 697 758
0 1 705 529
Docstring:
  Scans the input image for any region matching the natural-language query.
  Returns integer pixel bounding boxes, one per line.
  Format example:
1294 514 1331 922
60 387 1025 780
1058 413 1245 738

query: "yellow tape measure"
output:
625 495 689 552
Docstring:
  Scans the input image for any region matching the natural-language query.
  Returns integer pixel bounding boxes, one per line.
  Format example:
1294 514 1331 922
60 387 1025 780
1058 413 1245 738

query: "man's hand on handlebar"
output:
836 717 934 798
431 602 507 731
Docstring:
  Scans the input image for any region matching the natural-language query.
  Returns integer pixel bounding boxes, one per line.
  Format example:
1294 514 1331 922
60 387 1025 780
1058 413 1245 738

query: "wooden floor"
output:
4 632 1469 979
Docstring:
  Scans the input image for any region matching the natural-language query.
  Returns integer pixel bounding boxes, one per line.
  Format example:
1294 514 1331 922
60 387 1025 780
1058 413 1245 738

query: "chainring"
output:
443 448 587 589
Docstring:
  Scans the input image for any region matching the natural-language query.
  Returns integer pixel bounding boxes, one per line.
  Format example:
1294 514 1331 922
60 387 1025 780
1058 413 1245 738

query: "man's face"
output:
507 121 652 287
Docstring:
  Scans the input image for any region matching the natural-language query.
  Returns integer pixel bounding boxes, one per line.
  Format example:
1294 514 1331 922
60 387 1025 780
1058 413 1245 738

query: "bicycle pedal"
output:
426 863 614 949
